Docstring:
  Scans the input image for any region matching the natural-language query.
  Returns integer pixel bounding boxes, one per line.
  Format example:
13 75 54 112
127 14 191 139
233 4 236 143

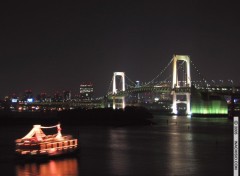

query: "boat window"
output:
40 144 45 150
53 143 57 148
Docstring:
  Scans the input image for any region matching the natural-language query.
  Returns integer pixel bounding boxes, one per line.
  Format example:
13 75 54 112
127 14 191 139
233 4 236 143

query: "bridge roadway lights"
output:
172 55 191 115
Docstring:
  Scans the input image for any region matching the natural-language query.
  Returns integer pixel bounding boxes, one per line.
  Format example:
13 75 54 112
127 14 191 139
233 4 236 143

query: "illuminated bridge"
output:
26 54 240 116
106 55 240 115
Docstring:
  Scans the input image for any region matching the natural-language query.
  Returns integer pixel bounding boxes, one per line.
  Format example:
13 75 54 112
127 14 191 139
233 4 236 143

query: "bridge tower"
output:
112 72 125 109
172 55 191 115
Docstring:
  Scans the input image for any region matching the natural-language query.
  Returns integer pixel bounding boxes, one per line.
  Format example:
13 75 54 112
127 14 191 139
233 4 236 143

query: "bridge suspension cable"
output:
190 60 209 87
107 76 113 94
144 57 174 87
125 74 137 88
161 60 186 83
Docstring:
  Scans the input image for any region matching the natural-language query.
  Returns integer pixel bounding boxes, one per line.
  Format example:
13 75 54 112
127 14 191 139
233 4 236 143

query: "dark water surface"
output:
0 115 233 176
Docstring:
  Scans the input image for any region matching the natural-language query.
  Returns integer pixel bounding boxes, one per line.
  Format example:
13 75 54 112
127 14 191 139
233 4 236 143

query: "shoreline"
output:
0 107 234 127
0 107 154 126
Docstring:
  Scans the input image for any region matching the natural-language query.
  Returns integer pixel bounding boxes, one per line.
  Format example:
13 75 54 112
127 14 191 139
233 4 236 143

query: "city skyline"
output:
0 1 239 98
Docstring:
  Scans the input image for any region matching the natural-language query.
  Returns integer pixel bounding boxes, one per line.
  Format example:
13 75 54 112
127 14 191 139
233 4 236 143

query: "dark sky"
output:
0 0 239 98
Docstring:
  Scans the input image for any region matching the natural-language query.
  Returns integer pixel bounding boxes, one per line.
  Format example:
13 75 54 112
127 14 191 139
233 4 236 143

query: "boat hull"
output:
15 137 80 162
15 146 80 162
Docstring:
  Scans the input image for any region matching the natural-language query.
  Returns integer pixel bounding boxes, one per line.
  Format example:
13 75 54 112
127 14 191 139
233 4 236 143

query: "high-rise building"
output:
80 83 93 101
24 90 32 98
53 91 63 102
23 89 33 102
63 90 71 101
36 92 47 102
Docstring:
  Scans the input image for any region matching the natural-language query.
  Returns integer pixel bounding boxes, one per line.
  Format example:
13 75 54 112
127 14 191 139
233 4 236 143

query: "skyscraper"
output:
63 90 71 101
80 83 93 101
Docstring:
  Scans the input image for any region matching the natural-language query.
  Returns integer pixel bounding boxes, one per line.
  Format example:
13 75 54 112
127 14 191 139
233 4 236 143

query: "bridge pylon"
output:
112 72 126 109
172 55 191 115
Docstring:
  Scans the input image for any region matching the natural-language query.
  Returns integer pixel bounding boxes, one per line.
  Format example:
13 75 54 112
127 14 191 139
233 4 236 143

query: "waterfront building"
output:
36 92 47 102
53 91 63 102
23 89 33 102
63 90 71 101
80 83 94 101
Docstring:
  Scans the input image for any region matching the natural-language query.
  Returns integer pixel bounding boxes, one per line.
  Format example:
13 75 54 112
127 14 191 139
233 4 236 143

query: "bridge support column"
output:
186 93 191 115
172 92 177 114
113 96 125 109
113 97 116 109
113 72 125 94
112 72 126 109
172 55 191 88
172 55 191 115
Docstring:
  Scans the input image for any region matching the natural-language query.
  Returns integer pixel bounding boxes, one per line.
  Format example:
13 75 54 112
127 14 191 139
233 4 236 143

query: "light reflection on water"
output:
1 115 232 175
168 129 195 175
108 129 130 175
16 158 79 176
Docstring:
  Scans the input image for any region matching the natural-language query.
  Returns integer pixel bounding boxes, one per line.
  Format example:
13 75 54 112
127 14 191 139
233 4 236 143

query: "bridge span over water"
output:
21 54 240 116
106 55 240 115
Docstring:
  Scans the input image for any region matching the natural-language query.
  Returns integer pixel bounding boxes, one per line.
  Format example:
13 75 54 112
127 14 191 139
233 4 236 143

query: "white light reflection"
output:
167 127 196 175
187 113 192 119
108 129 130 175
172 115 178 120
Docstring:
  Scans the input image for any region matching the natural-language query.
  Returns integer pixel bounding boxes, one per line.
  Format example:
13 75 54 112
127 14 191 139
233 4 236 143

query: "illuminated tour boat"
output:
15 124 79 159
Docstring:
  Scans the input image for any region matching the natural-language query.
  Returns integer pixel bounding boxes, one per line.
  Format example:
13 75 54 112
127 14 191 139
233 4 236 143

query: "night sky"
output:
0 1 239 98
